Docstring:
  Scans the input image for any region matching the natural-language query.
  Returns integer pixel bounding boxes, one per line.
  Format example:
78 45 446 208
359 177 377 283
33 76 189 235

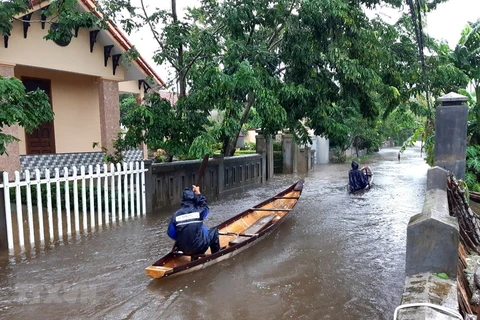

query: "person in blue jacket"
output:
167 185 220 255
348 161 370 193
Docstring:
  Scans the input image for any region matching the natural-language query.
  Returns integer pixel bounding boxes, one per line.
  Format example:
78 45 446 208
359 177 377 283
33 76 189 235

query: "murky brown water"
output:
0 145 428 320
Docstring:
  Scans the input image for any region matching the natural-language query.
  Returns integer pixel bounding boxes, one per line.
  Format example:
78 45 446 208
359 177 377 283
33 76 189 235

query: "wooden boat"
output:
470 191 480 203
348 167 374 194
145 179 304 279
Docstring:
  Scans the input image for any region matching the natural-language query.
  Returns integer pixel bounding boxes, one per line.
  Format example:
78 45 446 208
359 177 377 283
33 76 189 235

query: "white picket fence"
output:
0 161 147 250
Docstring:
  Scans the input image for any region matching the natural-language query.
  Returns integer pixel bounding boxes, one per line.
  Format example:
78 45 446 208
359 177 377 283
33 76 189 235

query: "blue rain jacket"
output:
348 161 369 192
167 188 210 255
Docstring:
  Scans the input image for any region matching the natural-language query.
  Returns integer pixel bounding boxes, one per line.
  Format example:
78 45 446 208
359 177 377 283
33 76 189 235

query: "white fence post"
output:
73 166 80 233
88 165 95 230
110 163 116 223
96 164 102 227
35 169 44 243
81 166 87 231
129 162 135 217
141 161 146 215
55 168 63 239
123 163 129 219
103 164 109 225
25 170 34 244
64 167 71 237
14 171 24 247
2 172 14 249
116 163 123 221
135 162 141 216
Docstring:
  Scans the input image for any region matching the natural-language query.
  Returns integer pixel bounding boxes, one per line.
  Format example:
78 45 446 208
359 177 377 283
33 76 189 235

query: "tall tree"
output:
103 0 456 159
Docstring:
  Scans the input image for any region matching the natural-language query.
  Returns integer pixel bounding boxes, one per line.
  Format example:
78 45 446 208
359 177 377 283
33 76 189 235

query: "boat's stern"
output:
145 265 174 279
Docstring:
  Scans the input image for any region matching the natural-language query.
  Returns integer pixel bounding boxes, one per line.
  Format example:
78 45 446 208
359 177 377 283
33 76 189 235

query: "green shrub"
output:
273 151 283 174
273 142 282 152
240 142 256 150
331 147 346 163
234 149 256 155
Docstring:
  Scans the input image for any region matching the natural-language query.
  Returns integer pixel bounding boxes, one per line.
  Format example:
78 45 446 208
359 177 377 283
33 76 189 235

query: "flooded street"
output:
0 146 429 320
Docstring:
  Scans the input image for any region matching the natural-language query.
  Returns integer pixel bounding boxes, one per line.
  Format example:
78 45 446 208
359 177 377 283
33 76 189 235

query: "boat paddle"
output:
171 153 209 253
218 231 256 237
194 153 210 188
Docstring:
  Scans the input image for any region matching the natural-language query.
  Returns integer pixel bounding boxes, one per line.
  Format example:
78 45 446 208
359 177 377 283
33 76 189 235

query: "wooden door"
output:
23 78 56 154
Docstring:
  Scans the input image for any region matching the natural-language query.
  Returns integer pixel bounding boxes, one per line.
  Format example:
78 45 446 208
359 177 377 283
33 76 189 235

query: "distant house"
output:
158 91 179 106
0 0 165 176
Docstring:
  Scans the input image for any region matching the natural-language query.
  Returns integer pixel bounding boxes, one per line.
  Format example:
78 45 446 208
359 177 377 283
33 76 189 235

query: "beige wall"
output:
15 66 101 154
118 80 144 99
1 11 126 80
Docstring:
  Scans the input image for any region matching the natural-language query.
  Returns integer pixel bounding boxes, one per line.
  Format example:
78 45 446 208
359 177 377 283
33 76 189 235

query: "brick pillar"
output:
98 78 120 152
0 63 21 177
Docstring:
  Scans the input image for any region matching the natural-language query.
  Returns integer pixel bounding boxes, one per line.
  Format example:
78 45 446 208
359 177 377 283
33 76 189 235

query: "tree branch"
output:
139 0 180 71
247 22 256 46
267 0 296 49
273 65 289 75
269 36 283 51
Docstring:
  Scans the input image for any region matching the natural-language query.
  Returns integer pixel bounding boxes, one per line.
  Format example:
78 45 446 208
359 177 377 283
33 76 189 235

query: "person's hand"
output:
192 185 200 195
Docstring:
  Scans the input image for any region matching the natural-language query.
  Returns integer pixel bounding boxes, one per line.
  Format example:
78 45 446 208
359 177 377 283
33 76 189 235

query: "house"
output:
0 0 165 176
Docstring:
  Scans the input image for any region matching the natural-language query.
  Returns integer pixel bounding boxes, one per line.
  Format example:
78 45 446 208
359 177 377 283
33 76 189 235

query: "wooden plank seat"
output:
173 251 207 261
251 208 291 212
229 214 276 246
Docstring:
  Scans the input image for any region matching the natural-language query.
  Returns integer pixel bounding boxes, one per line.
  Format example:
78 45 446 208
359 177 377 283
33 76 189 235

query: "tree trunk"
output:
475 84 480 106
171 0 186 98
222 92 254 156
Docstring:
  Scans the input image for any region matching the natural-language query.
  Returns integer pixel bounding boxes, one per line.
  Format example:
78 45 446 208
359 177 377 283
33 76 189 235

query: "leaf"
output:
433 272 449 280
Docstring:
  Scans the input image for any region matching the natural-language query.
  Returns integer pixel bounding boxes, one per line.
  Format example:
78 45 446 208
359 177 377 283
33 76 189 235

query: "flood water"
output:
0 146 429 320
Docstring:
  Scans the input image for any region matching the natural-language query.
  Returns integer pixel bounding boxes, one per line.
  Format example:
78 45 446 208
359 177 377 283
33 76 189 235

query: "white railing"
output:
0 161 147 250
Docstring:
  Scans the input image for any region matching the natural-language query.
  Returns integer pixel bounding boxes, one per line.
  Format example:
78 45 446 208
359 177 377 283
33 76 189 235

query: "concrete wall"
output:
244 129 257 144
315 136 329 164
397 167 460 319
297 148 314 174
148 154 264 209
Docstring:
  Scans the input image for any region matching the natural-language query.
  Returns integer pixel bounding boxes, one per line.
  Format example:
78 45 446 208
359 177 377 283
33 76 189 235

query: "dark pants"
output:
178 227 221 256
207 227 220 254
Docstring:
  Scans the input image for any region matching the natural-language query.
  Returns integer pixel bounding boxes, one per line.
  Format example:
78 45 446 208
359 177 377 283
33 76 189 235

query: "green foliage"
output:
240 142 256 151
273 142 282 152
120 93 138 124
273 151 283 174
0 76 54 155
234 149 256 155
330 147 346 163
465 145 480 191
98 0 455 160
92 133 127 165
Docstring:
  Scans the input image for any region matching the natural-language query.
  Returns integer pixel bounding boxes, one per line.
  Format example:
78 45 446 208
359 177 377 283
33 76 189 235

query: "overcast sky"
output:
127 0 480 84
